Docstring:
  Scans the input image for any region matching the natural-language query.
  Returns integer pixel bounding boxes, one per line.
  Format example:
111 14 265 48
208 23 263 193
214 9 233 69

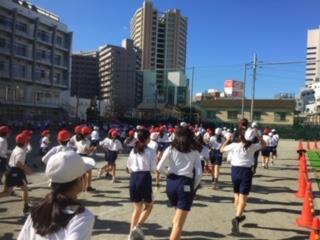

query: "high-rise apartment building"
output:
99 39 141 117
71 51 100 100
131 0 188 102
306 28 320 86
0 0 72 120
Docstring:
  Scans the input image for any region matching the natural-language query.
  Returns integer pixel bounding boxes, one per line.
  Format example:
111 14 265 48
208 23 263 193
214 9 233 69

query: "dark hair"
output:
0 132 7 138
216 134 223 143
172 127 201 153
31 178 84 236
60 140 69 146
17 143 25 148
75 133 83 142
239 118 249 129
195 135 204 152
134 129 150 154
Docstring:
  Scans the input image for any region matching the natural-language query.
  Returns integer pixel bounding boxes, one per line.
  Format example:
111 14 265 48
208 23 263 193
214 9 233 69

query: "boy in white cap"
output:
18 151 95 240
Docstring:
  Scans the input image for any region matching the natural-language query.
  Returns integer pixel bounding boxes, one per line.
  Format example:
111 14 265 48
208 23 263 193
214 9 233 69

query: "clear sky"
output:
31 0 320 98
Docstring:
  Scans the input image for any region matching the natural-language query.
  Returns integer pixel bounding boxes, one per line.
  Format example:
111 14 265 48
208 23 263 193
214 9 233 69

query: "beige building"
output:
131 0 187 102
195 99 296 126
306 28 320 86
99 39 141 117
0 0 72 121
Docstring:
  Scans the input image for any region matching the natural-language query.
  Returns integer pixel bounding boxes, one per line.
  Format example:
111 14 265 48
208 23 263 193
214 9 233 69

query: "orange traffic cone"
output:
309 218 320 240
307 141 311 150
296 162 308 198
297 182 314 228
314 140 318 150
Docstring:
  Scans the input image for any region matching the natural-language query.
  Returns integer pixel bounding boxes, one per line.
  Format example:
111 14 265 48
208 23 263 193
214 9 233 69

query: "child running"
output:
99 130 123 183
0 125 10 184
220 125 265 234
209 127 225 189
127 129 157 240
75 126 96 191
42 130 73 164
0 133 32 214
157 126 202 240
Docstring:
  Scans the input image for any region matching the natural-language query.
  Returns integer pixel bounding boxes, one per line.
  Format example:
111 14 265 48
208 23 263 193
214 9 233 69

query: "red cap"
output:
58 130 71 142
111 131 119 138
159 126 165 133
169 128 175 133
108 128 115 134
0 126 10 135
16 134 27 144
81 126 92 136
128 130 135 137
41 130 50 137
22 130 33 136
74 125 83 134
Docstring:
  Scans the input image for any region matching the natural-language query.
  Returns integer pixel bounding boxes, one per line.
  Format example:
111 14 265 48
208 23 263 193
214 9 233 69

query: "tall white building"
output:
0 0 72 121
306 28 320 86
131 0 188 104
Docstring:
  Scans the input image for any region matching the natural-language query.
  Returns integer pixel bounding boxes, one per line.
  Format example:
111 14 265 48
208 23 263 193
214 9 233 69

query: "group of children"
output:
0 120 280 240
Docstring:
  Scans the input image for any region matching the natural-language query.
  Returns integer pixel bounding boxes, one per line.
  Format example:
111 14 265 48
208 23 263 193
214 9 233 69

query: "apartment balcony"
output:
0 63 10 78
1 96 62 109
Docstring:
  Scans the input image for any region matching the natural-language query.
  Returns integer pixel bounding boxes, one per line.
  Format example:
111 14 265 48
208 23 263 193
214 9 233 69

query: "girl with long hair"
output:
18 151 95 239
157 126 202 240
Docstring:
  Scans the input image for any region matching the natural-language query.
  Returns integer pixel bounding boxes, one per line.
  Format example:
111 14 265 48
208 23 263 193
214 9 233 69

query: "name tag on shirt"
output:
184 185 191 192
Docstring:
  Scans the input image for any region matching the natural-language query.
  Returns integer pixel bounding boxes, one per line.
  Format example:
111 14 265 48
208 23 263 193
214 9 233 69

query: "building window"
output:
0 16 12 28
53 72 61 84
253 112 261 121
206 110 216 119
15 21 27 33
0 38 6 48
56 36 62 45
228 111 239 120
37 30 51 43
274 112 286 122
54 54 61 65
15 87 25 100
14 43 27 57
13 64 26 78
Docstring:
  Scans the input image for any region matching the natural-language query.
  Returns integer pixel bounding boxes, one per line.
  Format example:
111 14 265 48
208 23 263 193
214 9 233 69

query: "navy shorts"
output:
209 149 223 165
5 167 27 188
261 147 270 157
231 166 253 195
166 174 194 211
130 171 153 203
107 151 118 165
0 157 8 172
271 146 277 155
158 142 168 152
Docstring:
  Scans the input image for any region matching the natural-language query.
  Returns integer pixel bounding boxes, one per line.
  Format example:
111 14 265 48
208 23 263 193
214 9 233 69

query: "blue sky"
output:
31 0 320 98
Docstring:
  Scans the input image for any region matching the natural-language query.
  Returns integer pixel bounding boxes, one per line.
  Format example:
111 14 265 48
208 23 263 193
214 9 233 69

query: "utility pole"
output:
250 54 257 122
241 64 247 119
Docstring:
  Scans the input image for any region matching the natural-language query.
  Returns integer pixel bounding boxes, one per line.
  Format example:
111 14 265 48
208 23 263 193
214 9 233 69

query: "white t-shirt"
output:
157 146 202 188
8 146 26 167
209 136 224 150
147 140 158 152
91 130 100 141
18 208 94 240
262 135 272 147
222 142 261 168
106 139 123 152
199 146 209 161
40 136 50 149
75 139 91 155
42 145 74 164
127 147 157 172
0 137 8 158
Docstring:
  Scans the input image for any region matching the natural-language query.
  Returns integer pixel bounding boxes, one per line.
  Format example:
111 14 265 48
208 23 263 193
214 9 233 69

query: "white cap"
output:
251 122 258 128
93 126 99 130
136 125 142 130
244 128 257 141
227 129 231 132
223 127 227 130
268 132 273 136
233 128 237 131
46 151 95 183
215 128 222 135
271 129 276 133
150 132 159 141
180 122 188 127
